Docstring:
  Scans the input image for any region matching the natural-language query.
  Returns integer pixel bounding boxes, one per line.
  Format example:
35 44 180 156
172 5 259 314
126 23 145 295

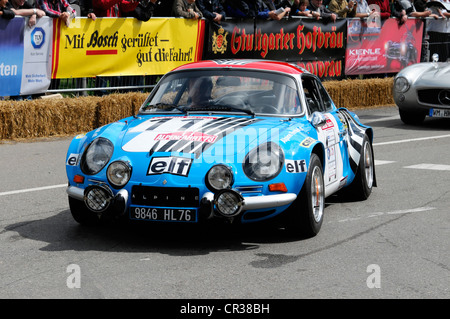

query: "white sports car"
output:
393 54 450 124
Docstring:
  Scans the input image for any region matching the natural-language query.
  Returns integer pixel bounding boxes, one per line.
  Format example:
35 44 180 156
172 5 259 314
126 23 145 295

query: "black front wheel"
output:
399 109 426 125
285 154 324 238
68 196 101 226
346 134 375 200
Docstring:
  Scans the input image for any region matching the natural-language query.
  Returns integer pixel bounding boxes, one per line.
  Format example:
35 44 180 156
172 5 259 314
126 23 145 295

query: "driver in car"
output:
188 77 213 107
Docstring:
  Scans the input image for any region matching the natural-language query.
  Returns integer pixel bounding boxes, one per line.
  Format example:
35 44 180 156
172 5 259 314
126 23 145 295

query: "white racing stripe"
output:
0 184 67 197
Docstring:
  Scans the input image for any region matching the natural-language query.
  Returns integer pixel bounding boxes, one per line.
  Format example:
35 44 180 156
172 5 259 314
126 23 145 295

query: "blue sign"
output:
0 18 24 97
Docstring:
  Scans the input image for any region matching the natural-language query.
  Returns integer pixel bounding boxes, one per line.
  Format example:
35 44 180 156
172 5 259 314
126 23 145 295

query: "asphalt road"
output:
0 106 449 301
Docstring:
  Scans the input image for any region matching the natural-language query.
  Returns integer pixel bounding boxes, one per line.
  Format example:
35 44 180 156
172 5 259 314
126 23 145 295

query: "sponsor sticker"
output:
285 159 307 173
147 156 192 177
66 153 79 166
300 137 315 148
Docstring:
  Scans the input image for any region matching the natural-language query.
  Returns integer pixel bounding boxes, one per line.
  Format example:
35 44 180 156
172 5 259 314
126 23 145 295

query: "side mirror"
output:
311 111 327 128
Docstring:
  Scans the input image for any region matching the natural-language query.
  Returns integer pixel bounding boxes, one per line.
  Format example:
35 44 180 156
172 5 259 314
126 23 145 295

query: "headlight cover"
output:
394 76 410 93
206 164 234 191
81 138 114 175
243 142 284 181
107 161 131 188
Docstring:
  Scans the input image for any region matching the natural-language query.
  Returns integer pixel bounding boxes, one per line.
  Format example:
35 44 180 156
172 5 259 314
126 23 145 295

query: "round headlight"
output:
107 161 131 188
81 138 114 175
243 142 284 181
206 164 234 191
394 76 410 93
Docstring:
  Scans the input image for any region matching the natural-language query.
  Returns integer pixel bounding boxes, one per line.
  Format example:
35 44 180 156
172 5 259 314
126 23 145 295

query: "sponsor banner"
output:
345 18 423 75
0 17 51 97
52 18 205 79
0 18 24 96
21 17 52 95
204 18 346 80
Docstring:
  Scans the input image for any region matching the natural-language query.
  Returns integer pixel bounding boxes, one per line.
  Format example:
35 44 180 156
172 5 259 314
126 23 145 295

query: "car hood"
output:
418 63 450 86
401 62 450 87
119 115 292 160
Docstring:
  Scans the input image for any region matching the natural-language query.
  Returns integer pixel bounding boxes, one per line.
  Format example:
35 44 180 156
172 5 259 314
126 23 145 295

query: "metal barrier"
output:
46 75 159 96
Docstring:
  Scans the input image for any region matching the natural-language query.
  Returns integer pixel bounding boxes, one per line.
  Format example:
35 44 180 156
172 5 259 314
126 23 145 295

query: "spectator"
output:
7 0 45 26
328 0 357 17
92 0 139 17
354 0 380 19
37 0 77 26
367 0 391 19
423 0 450 61
223 0 253 18
0 0 16 19
172 0 203 19
289 0 313 16
392 0 434 25
248 0 289 20
79 0 96 19
123 0 159 21
197 0 226 23
266 0 292 17
151 0 174 16
308 0 337 22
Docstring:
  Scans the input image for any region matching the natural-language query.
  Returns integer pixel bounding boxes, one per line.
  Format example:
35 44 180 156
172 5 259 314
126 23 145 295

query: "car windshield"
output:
139 69 302 116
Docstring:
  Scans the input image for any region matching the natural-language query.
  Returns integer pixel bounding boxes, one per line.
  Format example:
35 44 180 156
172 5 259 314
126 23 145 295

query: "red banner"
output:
345 18 424 75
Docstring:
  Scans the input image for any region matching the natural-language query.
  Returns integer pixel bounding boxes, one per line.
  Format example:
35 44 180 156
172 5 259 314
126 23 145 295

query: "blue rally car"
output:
66 60 376 237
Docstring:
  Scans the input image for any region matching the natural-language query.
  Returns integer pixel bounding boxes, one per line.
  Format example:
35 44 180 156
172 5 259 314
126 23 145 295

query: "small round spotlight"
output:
84 185 113 213
214 190 243 217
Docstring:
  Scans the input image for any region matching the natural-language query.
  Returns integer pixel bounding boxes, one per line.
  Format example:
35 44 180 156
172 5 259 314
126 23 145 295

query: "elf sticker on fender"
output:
147 156 192 177
66 153 79 166
285 159 307 173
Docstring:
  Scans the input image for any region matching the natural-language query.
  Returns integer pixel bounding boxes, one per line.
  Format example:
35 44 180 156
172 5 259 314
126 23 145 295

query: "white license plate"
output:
430 108 450 118
131 207 196 222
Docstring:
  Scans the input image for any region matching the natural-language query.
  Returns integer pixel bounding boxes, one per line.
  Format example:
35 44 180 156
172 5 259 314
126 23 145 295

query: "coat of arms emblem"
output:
212 27 228 54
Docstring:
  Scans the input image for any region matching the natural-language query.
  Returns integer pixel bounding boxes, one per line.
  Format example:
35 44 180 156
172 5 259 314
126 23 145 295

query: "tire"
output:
68 196 100 226
346 134 375 200
285 154 324 238
399 109 426 125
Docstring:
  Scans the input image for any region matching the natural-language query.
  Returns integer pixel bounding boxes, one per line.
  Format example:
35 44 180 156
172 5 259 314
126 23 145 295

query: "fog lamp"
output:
84 185 113 213
214 190 243 217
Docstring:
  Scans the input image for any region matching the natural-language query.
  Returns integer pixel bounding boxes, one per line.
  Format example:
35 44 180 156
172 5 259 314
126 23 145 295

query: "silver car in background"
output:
393 54 450 124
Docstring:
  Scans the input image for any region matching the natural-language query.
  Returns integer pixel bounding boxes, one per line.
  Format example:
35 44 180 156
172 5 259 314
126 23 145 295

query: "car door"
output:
301 75 349 195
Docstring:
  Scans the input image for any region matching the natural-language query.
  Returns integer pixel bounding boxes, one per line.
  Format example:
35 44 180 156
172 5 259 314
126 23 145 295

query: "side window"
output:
302 77 324 114
317 82 333 111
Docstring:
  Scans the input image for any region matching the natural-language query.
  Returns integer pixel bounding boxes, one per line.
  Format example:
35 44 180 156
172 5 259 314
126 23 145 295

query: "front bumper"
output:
67 185 297 222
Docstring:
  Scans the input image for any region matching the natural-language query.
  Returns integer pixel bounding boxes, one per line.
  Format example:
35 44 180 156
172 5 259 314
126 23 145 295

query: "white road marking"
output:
363 115 399 123
337 206 436 223
405 163 450 171
373 134 450 146
0 184 67 197
375 160 396 166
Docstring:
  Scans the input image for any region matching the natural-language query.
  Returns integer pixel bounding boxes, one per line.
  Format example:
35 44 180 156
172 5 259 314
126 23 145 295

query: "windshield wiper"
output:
143 103 187 114
189 105 255 117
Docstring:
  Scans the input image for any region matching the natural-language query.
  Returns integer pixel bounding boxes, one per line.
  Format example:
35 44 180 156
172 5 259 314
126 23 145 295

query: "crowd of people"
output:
0 0 448 25
1 0 449 60
1 0 449 98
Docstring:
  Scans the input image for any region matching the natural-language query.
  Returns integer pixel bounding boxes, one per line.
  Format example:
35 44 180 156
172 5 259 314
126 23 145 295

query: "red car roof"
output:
173 59 306 75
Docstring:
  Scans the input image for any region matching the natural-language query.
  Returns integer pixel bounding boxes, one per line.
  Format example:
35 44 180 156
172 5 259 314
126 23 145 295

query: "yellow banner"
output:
52 18 204 79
